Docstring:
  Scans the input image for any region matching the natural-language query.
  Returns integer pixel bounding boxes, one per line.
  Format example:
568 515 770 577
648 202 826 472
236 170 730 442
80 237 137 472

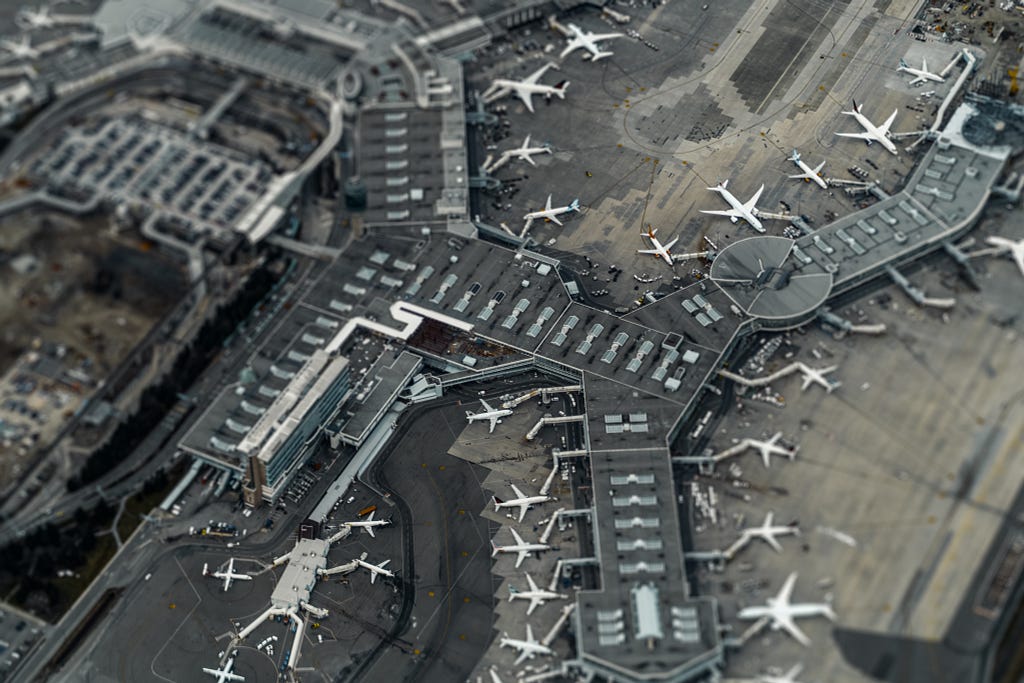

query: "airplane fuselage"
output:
711 186 764 231
792 159 828 189
851 112 898 154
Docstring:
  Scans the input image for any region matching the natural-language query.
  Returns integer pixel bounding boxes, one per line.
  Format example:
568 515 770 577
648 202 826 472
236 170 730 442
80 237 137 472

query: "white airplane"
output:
504 135 551 166
202 653 244 683
0 36 38 60
16 6 54 29
984 236 1024 277
491 527 550 568
796 363 840 393
787 150 827 190
523 195 580 231
342 510 390 538
637 227 679 267
759 663 807 683
731 512 800 556
747 432 797 468
898 58 944 86
466 398 513 434
493 483 553 523
509 572 566 615
481 62 569 113
355 557 394 584
701 180 765 233
835 100 899 155
737 572 837 646
498 623 553 665
559 23 623 62
203 557 252 592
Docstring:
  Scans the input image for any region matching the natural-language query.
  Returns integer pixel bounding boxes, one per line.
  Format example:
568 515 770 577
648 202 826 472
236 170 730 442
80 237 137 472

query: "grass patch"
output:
51 532 118 610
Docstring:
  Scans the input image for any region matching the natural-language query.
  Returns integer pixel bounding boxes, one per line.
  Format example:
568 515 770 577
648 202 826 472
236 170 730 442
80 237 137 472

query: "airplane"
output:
341 510 390 538
637 227 679 267
787 150 828 190
466 398 513 434
498 623 553 665
16 7 54 29
481 62 569 113
504 135 551 166
488 668 505 683
701 180 765 233
759 663 807 683
747 432 797 468
984 236 1024 277
491 527 550 568
737 572 837 646
493 483 553 523
559 23 624 62
835 100 899 155
898 57 944 86
203 557 252 592
508 572 567 615
354 557 394 584
729 512 800 557
523 195 580 231
202 653 244 683
796 363 840 393
0 36 38 60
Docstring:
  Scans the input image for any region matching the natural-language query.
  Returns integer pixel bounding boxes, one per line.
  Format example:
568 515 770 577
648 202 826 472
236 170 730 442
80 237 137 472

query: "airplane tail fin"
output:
647 226 657 238
593 51 613 61
490 540 500 558
789 149 800 163
493 496 503 511
569 198 580 212
898 58 908 69
550 80 570 99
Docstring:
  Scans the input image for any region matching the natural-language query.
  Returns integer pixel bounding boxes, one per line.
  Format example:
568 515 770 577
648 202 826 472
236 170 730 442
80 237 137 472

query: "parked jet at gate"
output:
504 135 551 166
738 572 837 646
203 557 252 592
559 23 623 61
509 572 567 615
523 195 580 231
796 363 840 393
17 7 55 29
747 432 798 468
466 398 512 433
898 58 944 85
727 512 800 558
202 653 244 682
835 100 899 155
494 484 553 523
342 510 390 538
499 623 553 665
985 236 1024 278
355 556 394 584
637 227 679 267
491 527 550 568
482 62 569 113
788 150 828 189
0 36 37 60
701 180 765 232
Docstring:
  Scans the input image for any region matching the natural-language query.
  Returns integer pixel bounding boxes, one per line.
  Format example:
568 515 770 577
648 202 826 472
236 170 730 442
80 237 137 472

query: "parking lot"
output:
0 604 45 682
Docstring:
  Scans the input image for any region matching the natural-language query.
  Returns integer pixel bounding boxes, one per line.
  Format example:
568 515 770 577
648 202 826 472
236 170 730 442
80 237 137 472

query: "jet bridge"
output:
525 414 586 441
501 384 582 409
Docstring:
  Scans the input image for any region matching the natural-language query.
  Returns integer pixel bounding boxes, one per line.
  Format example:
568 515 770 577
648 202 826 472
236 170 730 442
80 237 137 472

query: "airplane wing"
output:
488 416 498 433
662 236 679 251
526 573 539 592
515 549 528 568
921 58 928 72
778 573 797 605
700 208 742 219
524 63 555 85
526 623 535 643
514 87 536 113
812 160 826 174
765 534 783 553
521 153 537 167
378 559 391 569
549 214 564 226
590 32 623 41
878 110 898 136
223 575 231 591
366 525 376 538
544 194 553 211
527 597 540 616
369 571 378 584
510 527 525 545
522 134 531 147
559 38 583 58
908 74 925 86
1012 250 1024 277
777 614 812 646
514 649 530 666
510 484 526 499
744 185 764 212
480 398 494 412
516 504 528 524
636 248 660 255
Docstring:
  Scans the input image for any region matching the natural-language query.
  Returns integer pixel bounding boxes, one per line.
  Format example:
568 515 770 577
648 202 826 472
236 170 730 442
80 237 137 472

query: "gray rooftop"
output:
270 538 329 612
333 350 421 446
